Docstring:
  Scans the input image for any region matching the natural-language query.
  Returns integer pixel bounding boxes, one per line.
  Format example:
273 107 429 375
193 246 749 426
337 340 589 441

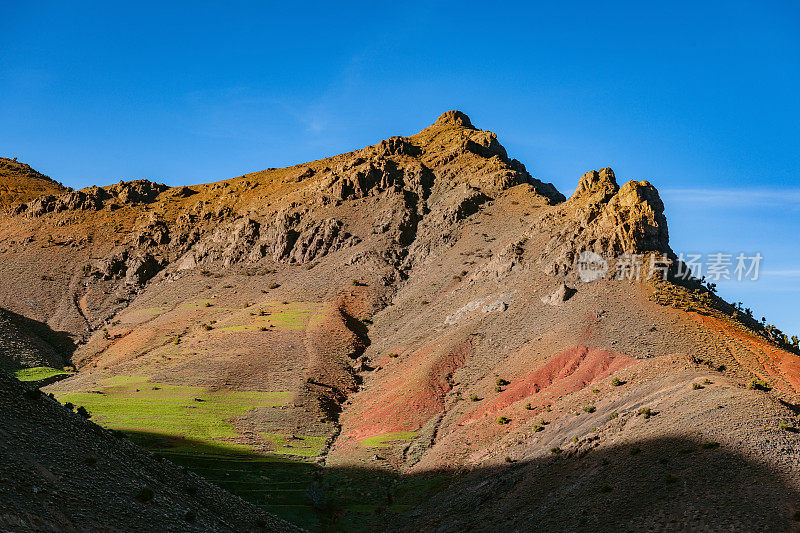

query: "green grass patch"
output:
262 433 327 457
358 431 417 448
49 375 289 454
12 366 72 382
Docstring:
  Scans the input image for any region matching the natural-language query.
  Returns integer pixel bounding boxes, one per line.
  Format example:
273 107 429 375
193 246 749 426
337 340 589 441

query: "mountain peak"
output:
432 110 474 128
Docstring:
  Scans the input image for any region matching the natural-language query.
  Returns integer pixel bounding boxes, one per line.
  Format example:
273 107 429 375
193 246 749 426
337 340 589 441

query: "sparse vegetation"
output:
524 402 532 410
609 412 618 420
638 407 652 419
611 377 622 386
582 405 596 413
551 447 562 454
497 416 511 425
470 394 480 402
748 379 771 391
693 383 704 390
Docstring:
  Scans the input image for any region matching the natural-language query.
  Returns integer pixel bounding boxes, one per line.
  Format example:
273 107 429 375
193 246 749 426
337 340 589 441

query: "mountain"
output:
2 111 799 531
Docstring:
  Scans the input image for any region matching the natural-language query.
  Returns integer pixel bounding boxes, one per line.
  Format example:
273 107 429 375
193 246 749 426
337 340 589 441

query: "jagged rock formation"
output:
536 167 670 276
14 179 168 217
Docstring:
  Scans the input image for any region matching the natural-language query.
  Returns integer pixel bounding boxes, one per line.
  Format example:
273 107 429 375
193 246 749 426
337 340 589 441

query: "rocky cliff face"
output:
535 167 671 276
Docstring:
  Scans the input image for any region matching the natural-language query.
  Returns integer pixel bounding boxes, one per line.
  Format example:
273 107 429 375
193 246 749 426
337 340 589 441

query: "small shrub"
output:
470 394 479 402
572 437 578 443
173 337 181 345
497 416 510 425
611 377 622 386
693 383 704 390
748 379 771 391
779 422 789 431
259 326 267 331
703 379 712 385
204 302 212 307
269 282 280 289
496 378 510 387
583 405 596 413
524 402 532 410
638 407 652 419
551 447 562 454
421 300 429 305
135 486 154 503
495 386 503 393
388 353 399 358
202 324 213 331
76 406 91 419
504 456 513 463
64 402 75 411
591 388 600 394
609 412 618 420
533 425 543 432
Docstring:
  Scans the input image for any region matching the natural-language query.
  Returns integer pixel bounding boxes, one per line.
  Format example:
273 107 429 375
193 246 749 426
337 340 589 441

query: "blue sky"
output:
1 1 798 333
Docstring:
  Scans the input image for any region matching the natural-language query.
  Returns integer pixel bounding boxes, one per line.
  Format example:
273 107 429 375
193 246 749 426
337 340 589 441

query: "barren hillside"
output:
2 111 800 531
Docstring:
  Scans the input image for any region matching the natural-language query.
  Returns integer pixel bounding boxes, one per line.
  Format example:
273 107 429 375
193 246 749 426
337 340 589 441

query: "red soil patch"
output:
460 345 636 424
690 313 800 393
341 337 472 441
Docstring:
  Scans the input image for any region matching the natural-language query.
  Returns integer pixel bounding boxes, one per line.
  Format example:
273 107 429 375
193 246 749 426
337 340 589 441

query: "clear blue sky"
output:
1 1 798 333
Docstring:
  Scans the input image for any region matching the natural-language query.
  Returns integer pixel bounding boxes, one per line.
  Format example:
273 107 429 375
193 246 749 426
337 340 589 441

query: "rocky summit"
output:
2 111 800 532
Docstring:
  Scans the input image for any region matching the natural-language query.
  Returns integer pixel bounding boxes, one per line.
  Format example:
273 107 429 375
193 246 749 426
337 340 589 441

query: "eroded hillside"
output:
3 111 800 531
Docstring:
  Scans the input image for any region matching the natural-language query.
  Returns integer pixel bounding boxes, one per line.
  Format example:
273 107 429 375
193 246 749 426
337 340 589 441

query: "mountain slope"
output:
0 365 298 532
0 157 65 211
2 111 799 530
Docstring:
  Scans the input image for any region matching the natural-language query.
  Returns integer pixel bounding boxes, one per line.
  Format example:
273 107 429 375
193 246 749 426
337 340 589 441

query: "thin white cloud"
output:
661 188 800 208
761 269 800 277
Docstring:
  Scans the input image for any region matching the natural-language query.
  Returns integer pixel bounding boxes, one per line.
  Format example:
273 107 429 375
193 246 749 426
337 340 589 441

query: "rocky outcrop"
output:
536 167 670 276
90 251 162 287
16 180 167 217
541 283 576 306
288 218 359 263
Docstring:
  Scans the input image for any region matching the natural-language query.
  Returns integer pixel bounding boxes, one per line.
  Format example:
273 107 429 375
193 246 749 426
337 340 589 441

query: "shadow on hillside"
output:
0 307 77 367
118 430 800 532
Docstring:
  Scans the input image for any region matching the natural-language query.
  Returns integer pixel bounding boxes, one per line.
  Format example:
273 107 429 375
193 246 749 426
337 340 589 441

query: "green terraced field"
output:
262 433 327 457
12 366 72 382
218 301 325 332
48 375 288 453
359 431 417 448
46 374 446 531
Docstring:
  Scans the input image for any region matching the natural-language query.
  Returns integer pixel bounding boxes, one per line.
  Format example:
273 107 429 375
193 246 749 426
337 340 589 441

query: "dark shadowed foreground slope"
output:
0 369 299 532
